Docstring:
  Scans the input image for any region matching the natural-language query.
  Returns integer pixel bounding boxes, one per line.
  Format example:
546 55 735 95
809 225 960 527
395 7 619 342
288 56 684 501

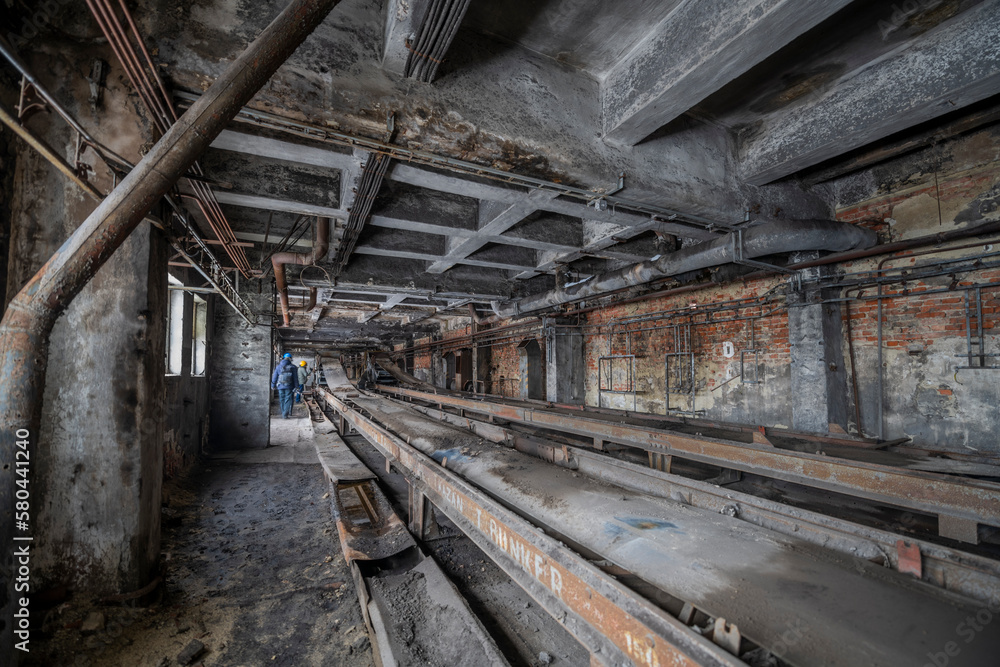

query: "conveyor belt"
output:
337 389 999 666
378 384 1000 543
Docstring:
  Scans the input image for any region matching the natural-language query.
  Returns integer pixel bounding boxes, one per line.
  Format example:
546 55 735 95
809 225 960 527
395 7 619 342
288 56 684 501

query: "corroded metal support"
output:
378 385 1000 539
407 482 429 539
0 0 341 656
319 387 741 667
273 216 330 327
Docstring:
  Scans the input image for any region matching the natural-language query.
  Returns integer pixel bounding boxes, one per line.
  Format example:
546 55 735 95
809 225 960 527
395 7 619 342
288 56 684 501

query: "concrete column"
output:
545 320 586 404
209 290 272 449
788 282 849 434
4 45 167 595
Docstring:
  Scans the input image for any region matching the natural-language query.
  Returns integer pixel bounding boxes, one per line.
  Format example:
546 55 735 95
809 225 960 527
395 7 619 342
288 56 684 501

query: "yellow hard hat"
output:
299 361 307 366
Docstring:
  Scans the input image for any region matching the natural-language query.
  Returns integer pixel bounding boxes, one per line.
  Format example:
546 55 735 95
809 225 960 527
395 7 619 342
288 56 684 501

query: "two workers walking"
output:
270 353 312 419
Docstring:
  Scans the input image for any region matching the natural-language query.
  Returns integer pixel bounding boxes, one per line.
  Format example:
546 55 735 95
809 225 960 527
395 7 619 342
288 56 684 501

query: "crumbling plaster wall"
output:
832 124 1000 453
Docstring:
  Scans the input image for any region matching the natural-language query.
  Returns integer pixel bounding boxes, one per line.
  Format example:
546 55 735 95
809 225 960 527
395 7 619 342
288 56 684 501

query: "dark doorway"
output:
517 338 543 400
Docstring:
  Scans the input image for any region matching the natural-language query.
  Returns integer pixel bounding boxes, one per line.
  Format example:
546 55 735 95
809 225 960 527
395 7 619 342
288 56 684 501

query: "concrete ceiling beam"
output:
381 0 433 78
742 1 1000 185
514 218 660 280
231 230 313 249
425 190 560 273
352 245 534 272
213 191 349 220
211 129 358 170
369 214 589 254
359 293 408 323
601 0 853 146
305 278 506 302
209 132 718 240
392 163 718 240
381 0 469 83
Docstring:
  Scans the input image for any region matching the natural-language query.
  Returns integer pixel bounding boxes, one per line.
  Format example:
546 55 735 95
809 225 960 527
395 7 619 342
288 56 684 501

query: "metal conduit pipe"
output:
485 219 877 323
0 0 341 649
273 216 330 326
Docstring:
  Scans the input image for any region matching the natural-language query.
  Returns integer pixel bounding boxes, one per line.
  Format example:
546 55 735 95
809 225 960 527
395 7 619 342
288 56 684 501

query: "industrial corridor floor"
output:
27 401 374 667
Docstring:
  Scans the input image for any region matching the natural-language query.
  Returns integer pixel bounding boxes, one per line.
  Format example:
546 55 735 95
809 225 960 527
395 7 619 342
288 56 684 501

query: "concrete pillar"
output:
545 320 586 404
3 45 167 595
788 279 849 433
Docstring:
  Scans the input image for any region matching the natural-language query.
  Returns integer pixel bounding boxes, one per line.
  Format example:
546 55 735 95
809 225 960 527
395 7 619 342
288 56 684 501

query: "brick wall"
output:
830 129 1000 448
581 276 791 425
486 344 521 397
413 335 433 383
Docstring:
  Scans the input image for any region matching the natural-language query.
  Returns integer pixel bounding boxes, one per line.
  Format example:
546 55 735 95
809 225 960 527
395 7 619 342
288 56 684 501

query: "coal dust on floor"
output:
28 409 373 667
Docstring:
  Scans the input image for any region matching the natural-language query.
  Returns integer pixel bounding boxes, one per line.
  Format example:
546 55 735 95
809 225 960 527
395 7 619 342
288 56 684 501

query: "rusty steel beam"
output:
318 388 741 667
0 0 342 656
378 386 1000 537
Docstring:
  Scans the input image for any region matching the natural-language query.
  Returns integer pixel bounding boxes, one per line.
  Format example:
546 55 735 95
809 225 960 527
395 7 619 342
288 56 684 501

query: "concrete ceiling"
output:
461 0 686 78
61 0 999 345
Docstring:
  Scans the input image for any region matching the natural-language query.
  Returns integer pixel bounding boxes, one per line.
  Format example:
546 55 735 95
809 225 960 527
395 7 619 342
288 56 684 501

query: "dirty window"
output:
191 297 208 377
166 286 185 376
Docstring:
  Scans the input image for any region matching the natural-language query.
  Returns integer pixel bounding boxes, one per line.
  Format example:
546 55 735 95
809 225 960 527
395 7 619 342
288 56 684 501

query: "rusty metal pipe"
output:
272 216 329 326
0 103 104 200
485 219 876 322
0 0 341 652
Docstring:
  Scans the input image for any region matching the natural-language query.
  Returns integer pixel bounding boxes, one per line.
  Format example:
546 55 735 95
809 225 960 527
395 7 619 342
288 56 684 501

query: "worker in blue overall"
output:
271 353 297 419
295 360 310 403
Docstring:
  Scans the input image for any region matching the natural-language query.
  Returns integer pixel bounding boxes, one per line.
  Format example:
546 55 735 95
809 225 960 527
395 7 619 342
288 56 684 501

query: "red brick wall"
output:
831 143 1000 446
413 335 432 377
486 344 521 397
581 276 789 418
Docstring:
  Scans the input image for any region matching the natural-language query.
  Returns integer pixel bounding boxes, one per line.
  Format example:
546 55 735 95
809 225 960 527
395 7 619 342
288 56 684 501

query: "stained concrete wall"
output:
209 290 272 450
2 43 176 595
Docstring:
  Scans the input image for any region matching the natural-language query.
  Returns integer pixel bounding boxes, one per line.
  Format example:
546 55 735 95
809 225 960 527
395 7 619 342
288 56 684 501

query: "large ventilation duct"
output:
273 216 330 327
491 219 877 320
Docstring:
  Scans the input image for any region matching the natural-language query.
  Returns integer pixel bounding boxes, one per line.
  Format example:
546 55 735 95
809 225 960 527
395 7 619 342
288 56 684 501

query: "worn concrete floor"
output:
28 402 372 667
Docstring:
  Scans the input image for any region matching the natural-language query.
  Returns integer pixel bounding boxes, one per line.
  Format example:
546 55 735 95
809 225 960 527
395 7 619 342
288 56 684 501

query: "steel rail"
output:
377 385 1000 538
392 396 1000 606
319 387 743 667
